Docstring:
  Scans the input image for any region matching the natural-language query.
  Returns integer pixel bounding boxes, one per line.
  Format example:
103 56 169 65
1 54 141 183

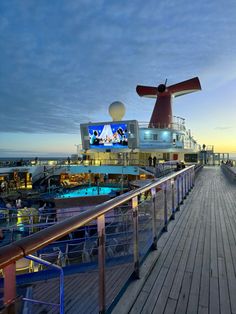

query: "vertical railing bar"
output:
185 173 187 197
163 183 168 232
176 175 180 211
184 173 186 198
26 254 64 313
185 172 187 196
151 188 157 250
181 174 184 203
132 196 139 279
97 215 106 314
187 171 190 192
192 168 195 187
193 168 195 187
171 179 175 220
189 170 191 191
3 263 16 306
191 169 193 188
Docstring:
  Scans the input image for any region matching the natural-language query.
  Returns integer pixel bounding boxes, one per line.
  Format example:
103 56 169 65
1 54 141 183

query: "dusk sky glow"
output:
0 0 236 157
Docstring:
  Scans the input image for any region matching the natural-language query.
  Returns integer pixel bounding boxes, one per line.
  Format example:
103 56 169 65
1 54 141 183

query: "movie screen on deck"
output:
88 123 128 148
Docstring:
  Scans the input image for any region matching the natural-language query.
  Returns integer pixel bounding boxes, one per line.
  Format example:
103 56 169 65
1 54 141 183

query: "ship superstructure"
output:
80 77 202 165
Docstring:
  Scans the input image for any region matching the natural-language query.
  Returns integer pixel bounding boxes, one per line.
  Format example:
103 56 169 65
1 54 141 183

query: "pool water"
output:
58 186 120 198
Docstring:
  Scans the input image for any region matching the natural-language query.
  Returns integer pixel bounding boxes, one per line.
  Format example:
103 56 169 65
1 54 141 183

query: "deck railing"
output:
221 163 236 183
0 165 197 314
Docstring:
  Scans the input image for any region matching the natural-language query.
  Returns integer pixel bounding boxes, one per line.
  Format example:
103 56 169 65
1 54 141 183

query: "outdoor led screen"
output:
88 123 128 149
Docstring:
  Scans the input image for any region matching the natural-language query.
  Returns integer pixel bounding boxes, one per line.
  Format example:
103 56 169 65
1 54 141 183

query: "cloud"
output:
214 126 233 130
0 0 236 134
0 147 68 157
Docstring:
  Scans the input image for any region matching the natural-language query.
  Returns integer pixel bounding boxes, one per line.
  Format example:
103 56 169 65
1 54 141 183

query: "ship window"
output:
129 124 135 134
144 133 153 140
153 134 158 140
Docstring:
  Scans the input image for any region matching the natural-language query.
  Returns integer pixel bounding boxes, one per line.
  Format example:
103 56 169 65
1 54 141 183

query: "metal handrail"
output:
24 254 64 314
0 166 193 269
0 165 197 313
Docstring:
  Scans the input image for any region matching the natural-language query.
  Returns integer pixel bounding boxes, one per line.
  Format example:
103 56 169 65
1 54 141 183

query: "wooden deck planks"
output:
130 177 202 313
25 263 131 314
125 167 236 314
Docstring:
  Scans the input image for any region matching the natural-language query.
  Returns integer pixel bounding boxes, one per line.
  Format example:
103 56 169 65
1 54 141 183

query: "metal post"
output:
171 179 175 220
25 254 64 314
190 170 192 190
176 176 180 211
189 170 192 189
151 188 157 250
163 184 168 232
97 215 106 314
3 263 16 306
188 171 191 191
185 172 188 196
192 169 195 187
181 175 184 204
187 172 189 193
132 196 140 279
184 173 187 197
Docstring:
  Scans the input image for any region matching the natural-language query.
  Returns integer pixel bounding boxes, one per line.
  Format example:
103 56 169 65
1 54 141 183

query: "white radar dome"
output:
109 101 126 121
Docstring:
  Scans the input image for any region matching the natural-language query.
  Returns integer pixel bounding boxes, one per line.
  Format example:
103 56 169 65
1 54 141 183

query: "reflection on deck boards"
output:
113 167 236 314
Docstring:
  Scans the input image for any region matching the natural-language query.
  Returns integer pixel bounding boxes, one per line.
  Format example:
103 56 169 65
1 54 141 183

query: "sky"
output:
0 0 236 157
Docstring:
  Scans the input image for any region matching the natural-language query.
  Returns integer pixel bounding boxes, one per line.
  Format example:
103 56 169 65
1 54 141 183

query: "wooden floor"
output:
24 263 133 314
115 166 236 314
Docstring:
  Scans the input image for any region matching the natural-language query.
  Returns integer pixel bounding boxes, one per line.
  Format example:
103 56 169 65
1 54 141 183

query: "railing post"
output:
151 188 157 250
187 172 189 193
25 254 64 313
187 171 190 192
176 175 180 211
163 183 168 232
192 168 195 187
171 179 175 220
3 263 16 308
188 170 191 191
181 174 184 204
97 215 106 314
185 172 188 196
190 169 193 188
183 173 187 198
132 196 140 279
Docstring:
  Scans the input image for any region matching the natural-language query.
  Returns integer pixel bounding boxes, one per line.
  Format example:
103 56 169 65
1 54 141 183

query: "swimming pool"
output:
58 186 120 199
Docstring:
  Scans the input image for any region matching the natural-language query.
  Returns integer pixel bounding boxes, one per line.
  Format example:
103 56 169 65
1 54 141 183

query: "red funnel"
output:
136 77 201 128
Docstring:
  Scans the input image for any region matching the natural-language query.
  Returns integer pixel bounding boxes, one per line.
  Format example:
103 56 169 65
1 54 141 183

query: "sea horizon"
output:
0 153 236 161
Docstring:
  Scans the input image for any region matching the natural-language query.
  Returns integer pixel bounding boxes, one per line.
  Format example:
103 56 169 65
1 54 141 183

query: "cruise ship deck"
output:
1 165 236 314
113 166 236 314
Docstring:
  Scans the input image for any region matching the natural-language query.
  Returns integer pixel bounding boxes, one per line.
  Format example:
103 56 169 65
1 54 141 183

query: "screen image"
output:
88 123 128 149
